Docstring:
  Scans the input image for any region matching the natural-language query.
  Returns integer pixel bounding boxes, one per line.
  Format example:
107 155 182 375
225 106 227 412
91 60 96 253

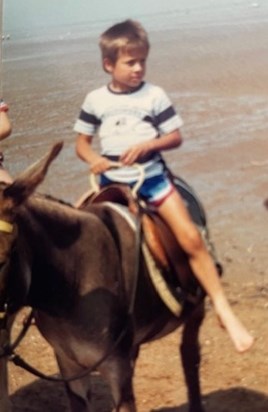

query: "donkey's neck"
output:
16 195 84 316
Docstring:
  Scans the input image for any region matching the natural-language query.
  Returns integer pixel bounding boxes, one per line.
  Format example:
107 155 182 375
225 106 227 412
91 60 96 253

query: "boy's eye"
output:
127 59 145 67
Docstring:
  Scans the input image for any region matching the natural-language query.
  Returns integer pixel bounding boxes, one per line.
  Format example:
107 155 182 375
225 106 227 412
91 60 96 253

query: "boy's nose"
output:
134 62 143 72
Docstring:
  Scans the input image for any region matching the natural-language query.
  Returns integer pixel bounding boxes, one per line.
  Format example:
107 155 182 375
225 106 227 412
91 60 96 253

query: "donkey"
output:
0 142 206 412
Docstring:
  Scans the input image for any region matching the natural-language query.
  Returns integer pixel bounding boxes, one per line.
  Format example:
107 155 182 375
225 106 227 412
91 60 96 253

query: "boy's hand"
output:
90 156 111 174
120 142 152 165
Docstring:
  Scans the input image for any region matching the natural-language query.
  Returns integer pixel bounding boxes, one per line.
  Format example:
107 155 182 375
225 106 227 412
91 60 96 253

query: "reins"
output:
0 265 137 384
7 314 131 383
0 163 145 383
4 217 142 383
0 308 34 360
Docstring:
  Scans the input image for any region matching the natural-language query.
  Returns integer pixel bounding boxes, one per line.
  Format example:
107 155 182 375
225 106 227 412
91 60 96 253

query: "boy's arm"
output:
120 129 183 165
76 133 110 174
148 129 183 152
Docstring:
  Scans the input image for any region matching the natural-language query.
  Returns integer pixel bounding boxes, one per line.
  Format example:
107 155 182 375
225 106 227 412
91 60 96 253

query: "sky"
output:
3 0 187 31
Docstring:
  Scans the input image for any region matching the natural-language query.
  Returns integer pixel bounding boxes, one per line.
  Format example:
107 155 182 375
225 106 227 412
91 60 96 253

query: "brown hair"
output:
99 19 150 64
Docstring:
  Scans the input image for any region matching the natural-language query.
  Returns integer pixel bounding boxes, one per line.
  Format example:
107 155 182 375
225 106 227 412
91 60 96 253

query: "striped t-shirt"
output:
74 81 183 182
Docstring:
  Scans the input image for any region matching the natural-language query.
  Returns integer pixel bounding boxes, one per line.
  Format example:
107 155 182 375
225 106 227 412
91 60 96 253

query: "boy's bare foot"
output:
220 315 254 352
215 300 254 353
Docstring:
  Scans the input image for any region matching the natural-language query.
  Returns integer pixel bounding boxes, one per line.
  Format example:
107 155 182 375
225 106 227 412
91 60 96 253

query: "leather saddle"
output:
76 176 222 307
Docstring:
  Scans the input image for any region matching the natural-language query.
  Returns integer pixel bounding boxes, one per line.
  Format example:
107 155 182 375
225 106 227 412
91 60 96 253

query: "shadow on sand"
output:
154 387 268 412
11 378 268 412
10 373 112 412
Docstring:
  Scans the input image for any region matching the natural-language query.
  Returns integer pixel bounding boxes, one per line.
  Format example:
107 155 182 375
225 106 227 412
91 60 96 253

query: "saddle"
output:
77 176 222 313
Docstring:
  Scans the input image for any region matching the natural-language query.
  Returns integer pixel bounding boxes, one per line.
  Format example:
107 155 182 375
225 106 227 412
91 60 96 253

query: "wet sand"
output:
3 18 268 281
2 13 268 412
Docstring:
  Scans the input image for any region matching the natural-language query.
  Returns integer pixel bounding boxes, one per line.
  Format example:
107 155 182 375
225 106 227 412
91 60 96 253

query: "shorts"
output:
100 173 175 206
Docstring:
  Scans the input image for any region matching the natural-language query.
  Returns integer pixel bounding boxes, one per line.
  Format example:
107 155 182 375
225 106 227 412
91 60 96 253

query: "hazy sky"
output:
4 0 186 31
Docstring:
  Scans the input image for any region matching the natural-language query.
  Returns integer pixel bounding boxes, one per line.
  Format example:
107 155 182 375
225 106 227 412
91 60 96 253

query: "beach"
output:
2 3 268 411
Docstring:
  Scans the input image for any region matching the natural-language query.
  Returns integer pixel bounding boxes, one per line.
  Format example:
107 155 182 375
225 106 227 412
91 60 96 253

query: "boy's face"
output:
104 48 148 93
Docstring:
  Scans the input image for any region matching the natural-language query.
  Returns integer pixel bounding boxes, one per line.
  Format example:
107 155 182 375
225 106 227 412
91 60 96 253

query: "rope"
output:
9 325 129 383
0 310 34 359
89 162 145 199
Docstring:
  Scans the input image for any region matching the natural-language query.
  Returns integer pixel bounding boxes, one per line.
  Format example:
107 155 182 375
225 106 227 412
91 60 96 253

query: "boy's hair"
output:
99 19 150 64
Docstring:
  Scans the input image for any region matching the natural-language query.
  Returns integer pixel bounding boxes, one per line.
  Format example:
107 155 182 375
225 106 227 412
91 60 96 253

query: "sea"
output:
1 0 268 204
3 0 268 43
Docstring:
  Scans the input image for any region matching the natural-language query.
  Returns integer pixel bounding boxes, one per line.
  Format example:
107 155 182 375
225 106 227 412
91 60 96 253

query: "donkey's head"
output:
0 142 63 309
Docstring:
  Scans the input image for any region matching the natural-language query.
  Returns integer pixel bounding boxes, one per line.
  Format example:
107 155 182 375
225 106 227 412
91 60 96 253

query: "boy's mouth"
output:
131 76 142 82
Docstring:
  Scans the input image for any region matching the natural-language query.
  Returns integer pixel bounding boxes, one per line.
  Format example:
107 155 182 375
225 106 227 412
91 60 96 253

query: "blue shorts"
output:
100 173 175 206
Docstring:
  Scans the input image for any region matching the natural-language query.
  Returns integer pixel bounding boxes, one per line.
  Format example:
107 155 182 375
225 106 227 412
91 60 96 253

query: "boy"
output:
74 19 253 352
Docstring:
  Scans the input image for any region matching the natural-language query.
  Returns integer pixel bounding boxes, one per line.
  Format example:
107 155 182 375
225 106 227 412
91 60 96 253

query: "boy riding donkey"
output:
74 19 254 353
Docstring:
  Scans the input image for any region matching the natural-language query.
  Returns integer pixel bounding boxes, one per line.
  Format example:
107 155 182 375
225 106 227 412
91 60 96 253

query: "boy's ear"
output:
103 57 114 73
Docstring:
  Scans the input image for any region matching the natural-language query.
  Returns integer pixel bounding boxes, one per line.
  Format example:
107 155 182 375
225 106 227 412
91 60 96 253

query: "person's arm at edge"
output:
0 111 12 141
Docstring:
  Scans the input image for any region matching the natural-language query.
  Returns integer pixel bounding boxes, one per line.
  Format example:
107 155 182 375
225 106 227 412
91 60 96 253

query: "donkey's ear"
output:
264 199 268 209
3 141 63 207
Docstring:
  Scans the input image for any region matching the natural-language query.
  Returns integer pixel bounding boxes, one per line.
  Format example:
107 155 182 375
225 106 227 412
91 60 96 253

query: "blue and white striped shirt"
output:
74 81 183 182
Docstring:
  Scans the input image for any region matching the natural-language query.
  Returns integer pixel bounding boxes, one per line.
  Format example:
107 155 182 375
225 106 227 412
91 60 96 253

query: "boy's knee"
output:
182 226 204 255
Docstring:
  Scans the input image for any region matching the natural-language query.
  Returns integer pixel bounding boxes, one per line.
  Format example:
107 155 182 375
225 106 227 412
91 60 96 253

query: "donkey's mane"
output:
41 193 73 207
21 191 90 232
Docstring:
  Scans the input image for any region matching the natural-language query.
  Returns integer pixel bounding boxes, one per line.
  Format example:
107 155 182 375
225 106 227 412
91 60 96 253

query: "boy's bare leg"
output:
157 190 254 353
